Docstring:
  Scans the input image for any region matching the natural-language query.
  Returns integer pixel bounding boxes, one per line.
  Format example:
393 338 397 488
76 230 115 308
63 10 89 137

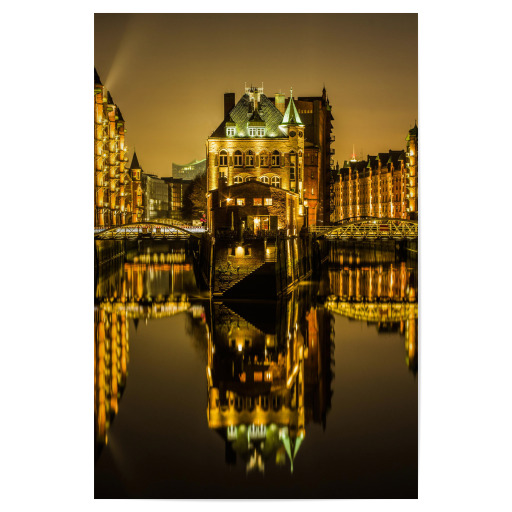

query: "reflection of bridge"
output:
94 222 204 240
310 218 418 240
322 296 417 322
97 296 205 320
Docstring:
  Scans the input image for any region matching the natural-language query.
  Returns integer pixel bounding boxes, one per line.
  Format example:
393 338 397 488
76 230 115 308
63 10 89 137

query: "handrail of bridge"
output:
94 221 205 240
308 217 418 240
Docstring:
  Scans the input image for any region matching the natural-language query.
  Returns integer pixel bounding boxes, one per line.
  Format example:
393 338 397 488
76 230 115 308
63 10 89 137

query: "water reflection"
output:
325 244 418 374
206 290 334 473
94 241 418 480
94 243 206 457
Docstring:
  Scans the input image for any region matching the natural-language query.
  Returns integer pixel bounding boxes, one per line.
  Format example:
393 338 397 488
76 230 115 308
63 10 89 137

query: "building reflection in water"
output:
206 288 335 473
325 243 418 374
94 241 418 473
94 243 204 458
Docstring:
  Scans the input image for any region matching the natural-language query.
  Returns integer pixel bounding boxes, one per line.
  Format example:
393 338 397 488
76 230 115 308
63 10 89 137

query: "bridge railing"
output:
308 218 418 240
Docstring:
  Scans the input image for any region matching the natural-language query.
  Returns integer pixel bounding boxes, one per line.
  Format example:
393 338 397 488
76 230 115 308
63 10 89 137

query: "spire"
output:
350 144 356 162
130 151 141 170
282 90 302 125
94 67 102 85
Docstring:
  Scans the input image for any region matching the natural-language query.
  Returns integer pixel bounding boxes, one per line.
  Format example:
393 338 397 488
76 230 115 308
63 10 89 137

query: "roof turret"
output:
130 151 141 170
281 90 303 125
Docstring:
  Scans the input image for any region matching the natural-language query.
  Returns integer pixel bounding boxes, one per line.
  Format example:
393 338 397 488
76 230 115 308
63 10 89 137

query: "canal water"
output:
94 241 418 498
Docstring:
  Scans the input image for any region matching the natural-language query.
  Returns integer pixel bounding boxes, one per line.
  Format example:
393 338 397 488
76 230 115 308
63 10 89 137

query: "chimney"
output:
224 93 235 118
275 93 285 115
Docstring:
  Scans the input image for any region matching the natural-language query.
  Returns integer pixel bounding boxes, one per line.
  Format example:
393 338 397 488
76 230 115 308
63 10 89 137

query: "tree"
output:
182 172 207 220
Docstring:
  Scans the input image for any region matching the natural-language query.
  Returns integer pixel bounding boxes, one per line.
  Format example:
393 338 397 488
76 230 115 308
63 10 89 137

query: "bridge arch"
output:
94 221 201 240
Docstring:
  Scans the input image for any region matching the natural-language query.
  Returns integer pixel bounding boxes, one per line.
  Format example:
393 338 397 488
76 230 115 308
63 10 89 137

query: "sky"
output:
94 13 417 177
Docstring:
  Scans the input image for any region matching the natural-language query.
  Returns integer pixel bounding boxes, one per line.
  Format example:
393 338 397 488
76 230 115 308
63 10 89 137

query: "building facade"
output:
171 159 206 181
142 173 169 221
331 124 418 223
206 85 333 234
128 151 144 222
162 177 193 220
294 89 334 226
94 68 136 228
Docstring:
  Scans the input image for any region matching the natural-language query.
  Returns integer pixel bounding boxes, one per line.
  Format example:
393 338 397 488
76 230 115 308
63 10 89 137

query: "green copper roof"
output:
281 94 303 125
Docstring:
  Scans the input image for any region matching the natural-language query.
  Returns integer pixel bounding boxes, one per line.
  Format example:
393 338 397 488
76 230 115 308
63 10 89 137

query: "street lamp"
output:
303 200 309 229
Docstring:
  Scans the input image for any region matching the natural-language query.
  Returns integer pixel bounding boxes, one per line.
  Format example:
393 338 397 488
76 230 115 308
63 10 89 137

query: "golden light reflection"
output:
206 291 335 472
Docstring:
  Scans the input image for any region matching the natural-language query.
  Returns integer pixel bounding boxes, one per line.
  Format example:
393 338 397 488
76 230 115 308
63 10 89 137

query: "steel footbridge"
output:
94 222 204 240
310 218 418 241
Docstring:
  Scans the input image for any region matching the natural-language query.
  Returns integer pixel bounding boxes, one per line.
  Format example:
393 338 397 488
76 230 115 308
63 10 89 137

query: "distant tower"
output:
350 144 357 162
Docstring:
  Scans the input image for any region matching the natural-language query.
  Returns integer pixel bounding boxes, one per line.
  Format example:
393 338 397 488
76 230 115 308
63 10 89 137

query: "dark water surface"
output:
94 242 417 498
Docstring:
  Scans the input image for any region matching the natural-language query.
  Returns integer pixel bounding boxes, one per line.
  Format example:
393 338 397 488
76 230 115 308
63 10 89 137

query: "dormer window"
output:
248 127 265 137
226 126 236 137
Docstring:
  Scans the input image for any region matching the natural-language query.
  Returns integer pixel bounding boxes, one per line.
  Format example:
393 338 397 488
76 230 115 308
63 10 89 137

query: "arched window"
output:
219 150 228 166
234 175 243 184
260 151 268 167
234 150 242 167
260 176 269 184
271 150 280 167
271 176 281 188
244 176 255 182
245 150 254 167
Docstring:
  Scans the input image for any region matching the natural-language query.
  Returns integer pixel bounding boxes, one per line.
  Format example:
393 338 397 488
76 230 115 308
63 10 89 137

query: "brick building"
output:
128 151 144 222
331 124 418 223
206 85 333 234
94 68 140 227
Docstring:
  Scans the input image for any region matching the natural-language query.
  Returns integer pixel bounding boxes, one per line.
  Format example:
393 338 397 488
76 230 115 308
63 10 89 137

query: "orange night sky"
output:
94 13 417 177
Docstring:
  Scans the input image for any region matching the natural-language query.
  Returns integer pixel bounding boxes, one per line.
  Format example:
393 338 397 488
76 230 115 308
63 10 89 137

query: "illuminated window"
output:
245 176 255 182
234 150 242 167
236 198 245 206
260 152 268 167
253 198 262 206
219 150 228 166
271 151 280 167
260 176 269 184
271 176 280 187
264 198 272 206
245 151 254 167
234 175 243 184
248 127 265 137
226 127 236 137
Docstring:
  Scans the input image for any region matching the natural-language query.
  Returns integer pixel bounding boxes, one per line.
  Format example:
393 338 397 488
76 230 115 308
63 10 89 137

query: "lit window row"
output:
233 175 281 187
229 197 272 207
218 150 282 167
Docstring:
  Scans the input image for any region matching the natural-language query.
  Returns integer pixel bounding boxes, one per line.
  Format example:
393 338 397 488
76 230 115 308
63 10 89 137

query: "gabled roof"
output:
94 67 102 85
282 95 303 125
387 150 405 167
366 155 378 170
130 151 141 170
107 91 114 105
210 93 286 138
248 109 265 125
